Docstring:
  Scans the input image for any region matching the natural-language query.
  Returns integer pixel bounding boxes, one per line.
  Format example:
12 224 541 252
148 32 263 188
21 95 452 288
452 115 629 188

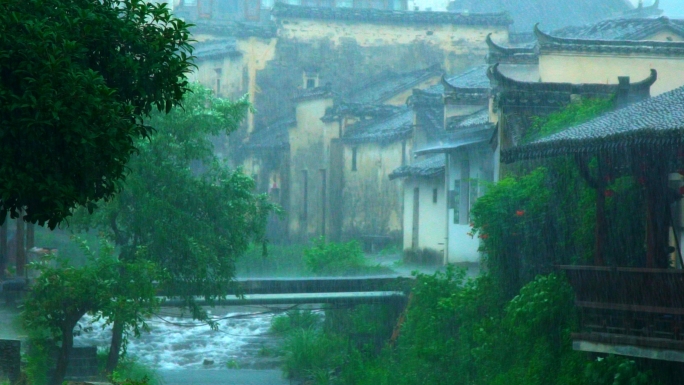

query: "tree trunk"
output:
51 321 76 385
106 318 125 374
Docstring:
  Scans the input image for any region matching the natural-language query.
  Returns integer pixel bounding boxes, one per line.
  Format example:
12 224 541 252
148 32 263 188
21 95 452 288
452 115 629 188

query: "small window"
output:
306 78 316 89
351 147 357 171
433 188 438 204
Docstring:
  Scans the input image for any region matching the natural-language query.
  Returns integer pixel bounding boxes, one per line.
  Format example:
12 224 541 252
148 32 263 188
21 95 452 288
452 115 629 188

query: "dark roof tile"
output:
344 65 442 105
536 23 684 55
389 155 445 180
343 108 413 144
447 0 630 32
242 119 294 151
272 3 512 26
554 16 684 41
502 84 684 162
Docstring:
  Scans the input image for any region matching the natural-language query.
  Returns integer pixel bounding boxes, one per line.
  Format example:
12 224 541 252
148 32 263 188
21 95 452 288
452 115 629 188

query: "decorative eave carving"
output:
535 23 684 56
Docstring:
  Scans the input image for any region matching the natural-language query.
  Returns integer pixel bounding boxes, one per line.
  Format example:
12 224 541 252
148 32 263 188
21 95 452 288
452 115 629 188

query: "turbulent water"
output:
74 307 278 370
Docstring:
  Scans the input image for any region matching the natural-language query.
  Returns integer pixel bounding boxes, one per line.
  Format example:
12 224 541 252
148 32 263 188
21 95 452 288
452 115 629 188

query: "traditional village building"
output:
186 3 511 135
501 84 684 363
488 63 658 166
447 0 639 32
240 66 443 242
534 19 684 96
391 64 495 263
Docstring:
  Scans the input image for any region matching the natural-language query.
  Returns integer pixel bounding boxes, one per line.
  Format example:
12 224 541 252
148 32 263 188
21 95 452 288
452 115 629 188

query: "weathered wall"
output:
341 140 406 238
402 176 447 253
189 55 246 99
539 53 684 96
253 19 508 128
288 97 337 240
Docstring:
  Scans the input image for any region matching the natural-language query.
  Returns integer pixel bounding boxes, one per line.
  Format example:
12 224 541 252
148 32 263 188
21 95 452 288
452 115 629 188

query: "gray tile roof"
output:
192 39 242 61
447 0 631 32
322 103 402 123
536 23 684 55
272 3 512 26
389 155 445 180
554 16 684 41
447 109 492 131
501 85 684 163
486 34 539 65
344 65 442 105
444 64 491 90
415 124 495 155
190 21 277 39
443 65 491 105
242 119 294 151
343 108 413 144
292 84 332 102
489 64 657 110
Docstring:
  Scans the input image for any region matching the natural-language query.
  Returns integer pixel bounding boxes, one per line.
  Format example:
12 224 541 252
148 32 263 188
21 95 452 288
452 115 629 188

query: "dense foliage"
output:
274 97 659 384
0 0 194 227
303 238 389 276
22 239 160 385
69 85 275 370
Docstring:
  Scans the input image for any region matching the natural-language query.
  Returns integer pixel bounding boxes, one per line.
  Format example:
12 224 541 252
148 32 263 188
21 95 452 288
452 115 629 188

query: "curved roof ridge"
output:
486 33 536 55
535 22 684 48
487 63 657 91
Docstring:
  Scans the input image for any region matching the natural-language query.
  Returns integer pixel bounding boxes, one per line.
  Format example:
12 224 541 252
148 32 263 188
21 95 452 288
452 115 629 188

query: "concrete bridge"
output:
160 276 415 307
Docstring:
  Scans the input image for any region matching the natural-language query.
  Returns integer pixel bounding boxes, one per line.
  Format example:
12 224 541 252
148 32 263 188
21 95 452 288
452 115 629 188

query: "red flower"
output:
604 189 615 198
515 210 525 217
478 234 489 240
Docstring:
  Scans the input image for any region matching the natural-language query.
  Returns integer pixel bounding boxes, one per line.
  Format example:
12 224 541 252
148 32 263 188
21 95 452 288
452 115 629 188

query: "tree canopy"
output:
0 0 194 228
72 84 275 318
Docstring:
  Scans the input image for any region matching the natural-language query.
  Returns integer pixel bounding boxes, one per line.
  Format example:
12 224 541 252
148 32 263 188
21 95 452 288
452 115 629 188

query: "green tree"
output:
0 0 194 228
72 85 275 372
22 239 160 385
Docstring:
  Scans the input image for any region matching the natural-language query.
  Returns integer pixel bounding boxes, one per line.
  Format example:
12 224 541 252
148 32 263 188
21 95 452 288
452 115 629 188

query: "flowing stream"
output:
74 307 281 370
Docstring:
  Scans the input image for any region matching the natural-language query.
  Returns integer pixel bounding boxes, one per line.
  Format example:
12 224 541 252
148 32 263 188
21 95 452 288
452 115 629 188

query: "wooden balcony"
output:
559 265 684 362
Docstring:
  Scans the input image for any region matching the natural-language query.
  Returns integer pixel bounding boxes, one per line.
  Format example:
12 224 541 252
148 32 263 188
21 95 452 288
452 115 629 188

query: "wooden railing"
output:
559 265 684 350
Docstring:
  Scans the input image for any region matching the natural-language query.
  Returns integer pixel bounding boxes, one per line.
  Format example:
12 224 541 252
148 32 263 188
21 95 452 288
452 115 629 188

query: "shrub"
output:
304 238 385 276
270 310 322 335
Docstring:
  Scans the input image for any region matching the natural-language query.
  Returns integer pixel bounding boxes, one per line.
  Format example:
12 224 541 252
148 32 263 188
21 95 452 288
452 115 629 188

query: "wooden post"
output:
0 214 6 278
16 214 25 278
595 188 606 266
26 223 35 250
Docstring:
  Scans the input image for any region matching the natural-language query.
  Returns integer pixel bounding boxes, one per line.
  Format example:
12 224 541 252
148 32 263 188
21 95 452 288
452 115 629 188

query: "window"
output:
306 78 316 89
433 188 438 204
351 147 357 171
